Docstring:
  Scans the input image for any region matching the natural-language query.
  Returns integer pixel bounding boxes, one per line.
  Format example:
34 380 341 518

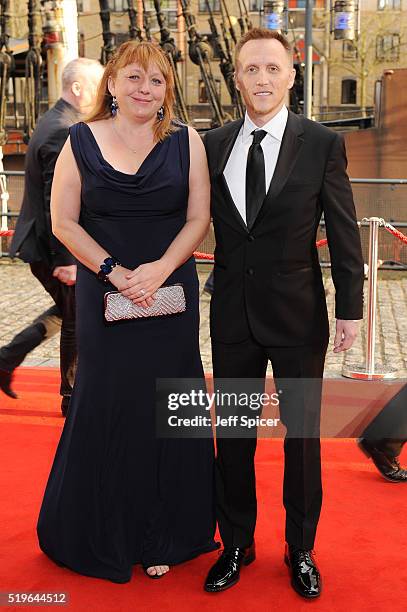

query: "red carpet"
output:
0 368 406 611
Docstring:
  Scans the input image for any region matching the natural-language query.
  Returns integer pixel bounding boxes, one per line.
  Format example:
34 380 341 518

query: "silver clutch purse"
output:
104 284 186 322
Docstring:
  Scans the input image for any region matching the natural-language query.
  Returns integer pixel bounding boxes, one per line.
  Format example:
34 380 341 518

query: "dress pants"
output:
29 262 77 397
212 335 327 551
361 383 407 457
0 306 61 372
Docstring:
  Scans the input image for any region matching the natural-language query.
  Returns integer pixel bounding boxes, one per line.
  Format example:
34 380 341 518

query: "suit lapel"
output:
213 119 247 233
219 175 248 232
214 119 244 178
252 111 304 229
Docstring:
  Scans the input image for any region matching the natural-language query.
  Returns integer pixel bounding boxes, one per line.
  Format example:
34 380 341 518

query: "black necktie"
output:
246 129 267 229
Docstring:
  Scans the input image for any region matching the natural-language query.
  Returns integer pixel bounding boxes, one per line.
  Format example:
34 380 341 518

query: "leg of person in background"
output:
59 283 77 417
29 262 77 417
358 383 407 482
203 269 214 296
0 305 62 399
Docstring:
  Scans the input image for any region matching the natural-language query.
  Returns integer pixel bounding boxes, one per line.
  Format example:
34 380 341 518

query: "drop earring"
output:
111 96 119 117
157 106 164 121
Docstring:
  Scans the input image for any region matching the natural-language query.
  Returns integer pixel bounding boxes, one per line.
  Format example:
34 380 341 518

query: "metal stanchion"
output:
0 152 10 258
343 217 396 380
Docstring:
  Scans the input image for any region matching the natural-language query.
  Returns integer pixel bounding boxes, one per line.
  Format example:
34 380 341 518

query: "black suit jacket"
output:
204 111 364 347
10 98 79 267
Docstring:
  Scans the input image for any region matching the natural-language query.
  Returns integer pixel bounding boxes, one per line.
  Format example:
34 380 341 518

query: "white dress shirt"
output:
223 105 289 225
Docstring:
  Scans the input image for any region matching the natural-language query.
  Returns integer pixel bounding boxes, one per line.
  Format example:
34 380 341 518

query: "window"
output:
376 33 400 61
165 9 178 29
147 0 177 7
341 78 357 104
77 0 91 10
378 0 401 9
288 0 325 30
145 0 177 11
198 78 221 103
288 0 325 6
287 12 323 29
143 1 178 29
108 0 125 11
199 0 220 12
78 32 85 57
343 40 358 60
249 0 262 10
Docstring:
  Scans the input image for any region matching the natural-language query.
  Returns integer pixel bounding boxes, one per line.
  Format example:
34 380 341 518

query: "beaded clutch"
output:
104 284 186 322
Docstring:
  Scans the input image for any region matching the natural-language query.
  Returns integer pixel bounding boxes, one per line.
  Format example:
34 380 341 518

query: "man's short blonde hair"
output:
235 28 293 67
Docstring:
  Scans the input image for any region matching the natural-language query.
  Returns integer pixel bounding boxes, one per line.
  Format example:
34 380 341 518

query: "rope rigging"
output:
152 0 189 124
98 0 116 64
0 0 14 146
179 0 226 127
24 0 43 142
205 0 243 119
126 0 143 41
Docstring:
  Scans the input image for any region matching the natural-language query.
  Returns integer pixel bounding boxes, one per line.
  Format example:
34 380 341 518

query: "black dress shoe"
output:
204 543 256 592
284 544 321 599
357 438 407 482
0 368 18 399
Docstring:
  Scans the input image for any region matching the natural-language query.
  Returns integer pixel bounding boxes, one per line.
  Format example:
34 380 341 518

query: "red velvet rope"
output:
195 239 328 261
384 224 407 245
2 227 405 256
194 251 214 261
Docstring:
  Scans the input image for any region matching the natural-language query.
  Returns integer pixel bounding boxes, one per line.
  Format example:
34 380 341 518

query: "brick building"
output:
5 1 407 121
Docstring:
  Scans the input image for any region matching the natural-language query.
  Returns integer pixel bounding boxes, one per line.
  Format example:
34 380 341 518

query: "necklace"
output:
111 118 137 154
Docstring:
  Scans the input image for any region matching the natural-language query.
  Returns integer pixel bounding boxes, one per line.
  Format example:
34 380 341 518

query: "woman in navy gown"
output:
37 41 217 583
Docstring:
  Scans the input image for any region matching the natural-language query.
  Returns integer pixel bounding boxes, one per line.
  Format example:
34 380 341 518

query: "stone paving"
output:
1 259 407 377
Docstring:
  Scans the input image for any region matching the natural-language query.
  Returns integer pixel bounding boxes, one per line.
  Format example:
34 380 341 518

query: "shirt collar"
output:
242 105 288 144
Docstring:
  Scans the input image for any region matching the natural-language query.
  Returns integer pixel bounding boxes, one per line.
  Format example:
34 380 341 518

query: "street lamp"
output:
261 1 288 34
331 0 360 41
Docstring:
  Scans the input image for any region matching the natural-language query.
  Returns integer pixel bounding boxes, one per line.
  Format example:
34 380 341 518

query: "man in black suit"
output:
203 29 364 598
0 58 103 415
358 383 407 482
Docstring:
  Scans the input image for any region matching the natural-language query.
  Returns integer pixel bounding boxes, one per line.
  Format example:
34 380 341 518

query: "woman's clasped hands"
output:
108 259 172 309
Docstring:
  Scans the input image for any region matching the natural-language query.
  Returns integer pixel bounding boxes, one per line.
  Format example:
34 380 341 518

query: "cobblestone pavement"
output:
1 260 407 377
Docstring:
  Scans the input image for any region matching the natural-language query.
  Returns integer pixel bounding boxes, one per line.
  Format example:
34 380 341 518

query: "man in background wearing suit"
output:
358 383 406 482
204 29 364 598
0 58 103 415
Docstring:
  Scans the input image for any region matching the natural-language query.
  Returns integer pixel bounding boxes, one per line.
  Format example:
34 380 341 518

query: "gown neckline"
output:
80 121 162 177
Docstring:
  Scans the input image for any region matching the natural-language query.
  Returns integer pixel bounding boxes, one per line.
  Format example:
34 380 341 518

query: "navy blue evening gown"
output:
37 122 217 583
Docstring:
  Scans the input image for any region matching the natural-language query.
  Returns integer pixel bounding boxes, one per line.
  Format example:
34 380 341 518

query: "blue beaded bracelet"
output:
97 256 120 283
